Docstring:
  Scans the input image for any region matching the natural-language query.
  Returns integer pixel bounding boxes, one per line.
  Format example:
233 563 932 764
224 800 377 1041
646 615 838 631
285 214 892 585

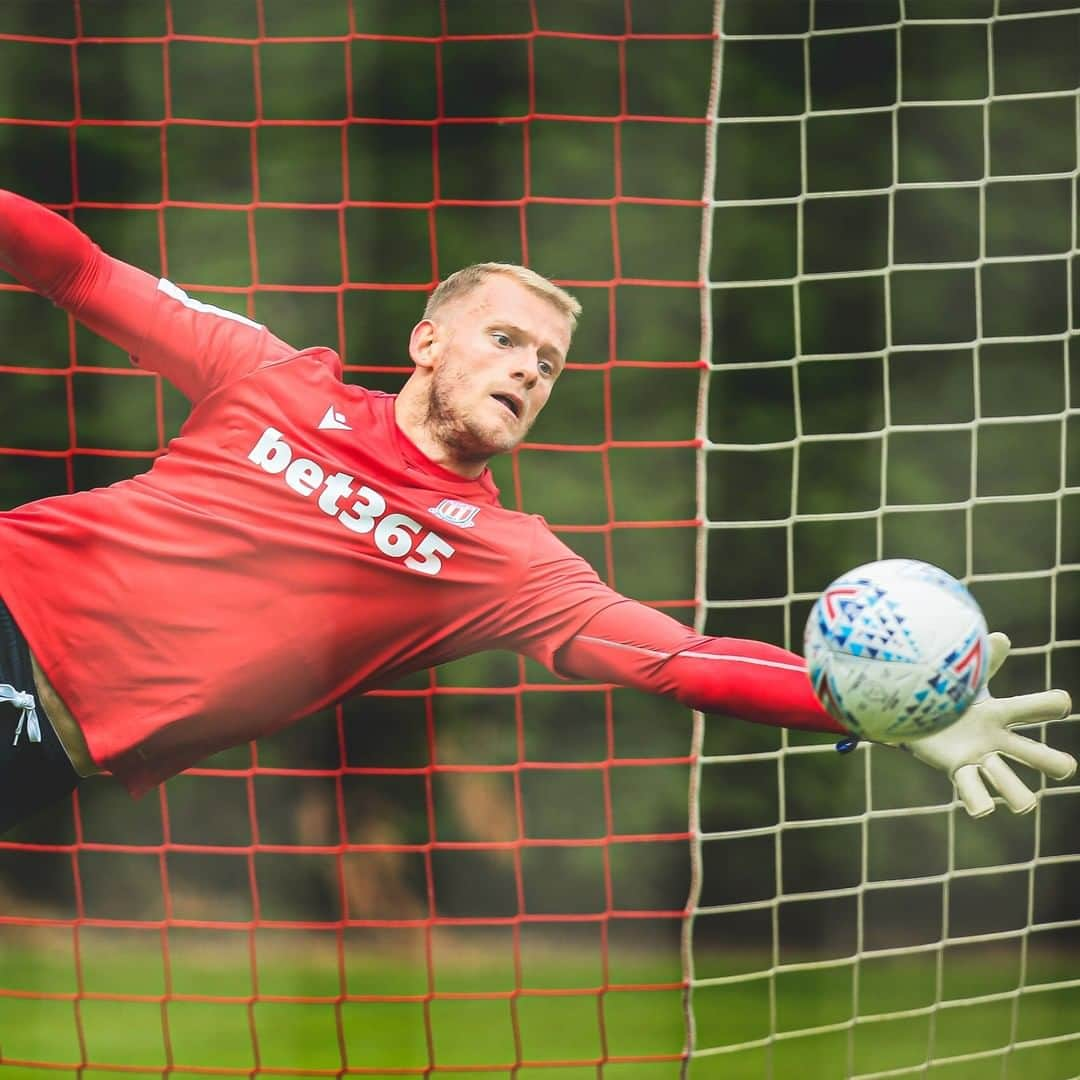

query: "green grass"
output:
0 938 1077 1079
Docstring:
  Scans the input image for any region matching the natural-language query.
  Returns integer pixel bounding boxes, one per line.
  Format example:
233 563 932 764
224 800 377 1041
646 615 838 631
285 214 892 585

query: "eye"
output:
492 331 513 348
538 358 556 378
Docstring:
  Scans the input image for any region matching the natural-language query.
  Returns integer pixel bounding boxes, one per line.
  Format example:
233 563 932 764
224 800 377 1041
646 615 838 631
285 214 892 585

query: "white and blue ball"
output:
804 559 989 743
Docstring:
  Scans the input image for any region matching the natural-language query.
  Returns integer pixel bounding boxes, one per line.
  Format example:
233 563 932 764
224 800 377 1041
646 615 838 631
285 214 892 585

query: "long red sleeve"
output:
557 599 845 735
0 190 92 296
0 188 160 345
0 189 294 400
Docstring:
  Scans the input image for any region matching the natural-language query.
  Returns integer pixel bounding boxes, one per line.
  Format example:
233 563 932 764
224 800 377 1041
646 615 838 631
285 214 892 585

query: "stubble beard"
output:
425 368 521 466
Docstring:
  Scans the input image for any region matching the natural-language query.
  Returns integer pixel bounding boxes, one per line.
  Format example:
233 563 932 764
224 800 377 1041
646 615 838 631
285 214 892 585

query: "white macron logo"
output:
318 405 351 431
429 498 480 529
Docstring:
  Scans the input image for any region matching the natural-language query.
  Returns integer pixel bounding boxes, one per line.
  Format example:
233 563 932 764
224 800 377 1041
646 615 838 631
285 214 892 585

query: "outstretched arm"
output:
0 189 294 400
557 602 1076 816
556 599 845 734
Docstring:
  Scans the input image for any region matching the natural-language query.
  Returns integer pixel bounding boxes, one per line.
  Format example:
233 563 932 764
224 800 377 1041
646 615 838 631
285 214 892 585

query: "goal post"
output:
687 1 1080 1077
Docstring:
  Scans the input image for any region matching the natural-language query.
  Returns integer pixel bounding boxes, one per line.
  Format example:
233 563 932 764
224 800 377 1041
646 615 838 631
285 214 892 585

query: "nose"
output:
511 350 540 388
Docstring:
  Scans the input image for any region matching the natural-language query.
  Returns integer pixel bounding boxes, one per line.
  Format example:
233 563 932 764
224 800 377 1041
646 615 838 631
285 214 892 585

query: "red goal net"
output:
0 0 714 1072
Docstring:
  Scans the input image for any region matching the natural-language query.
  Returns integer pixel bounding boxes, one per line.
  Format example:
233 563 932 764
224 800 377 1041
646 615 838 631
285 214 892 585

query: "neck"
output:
394 383 488 480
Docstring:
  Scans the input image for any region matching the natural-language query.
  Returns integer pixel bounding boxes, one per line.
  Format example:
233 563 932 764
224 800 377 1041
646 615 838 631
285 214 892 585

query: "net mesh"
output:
687 1 1080 1077
0 0 711 1073
3 1 1079 1076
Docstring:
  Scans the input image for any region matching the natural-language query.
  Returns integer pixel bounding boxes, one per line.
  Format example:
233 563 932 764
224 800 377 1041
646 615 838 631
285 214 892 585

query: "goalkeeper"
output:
0 189 1073 833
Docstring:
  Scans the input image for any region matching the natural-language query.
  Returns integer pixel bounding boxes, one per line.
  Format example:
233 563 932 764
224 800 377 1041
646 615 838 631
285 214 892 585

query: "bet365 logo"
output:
247 427 455 576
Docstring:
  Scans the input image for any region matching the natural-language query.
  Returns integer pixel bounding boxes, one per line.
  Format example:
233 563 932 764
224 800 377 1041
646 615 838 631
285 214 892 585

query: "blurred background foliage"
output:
0 0 1078 944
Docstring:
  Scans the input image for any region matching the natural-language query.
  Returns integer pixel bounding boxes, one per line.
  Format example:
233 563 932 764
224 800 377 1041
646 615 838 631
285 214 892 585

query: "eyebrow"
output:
492 322 567 371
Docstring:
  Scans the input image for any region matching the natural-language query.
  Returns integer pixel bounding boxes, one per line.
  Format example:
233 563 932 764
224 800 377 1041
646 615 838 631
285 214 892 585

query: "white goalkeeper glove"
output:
903 632 1076 817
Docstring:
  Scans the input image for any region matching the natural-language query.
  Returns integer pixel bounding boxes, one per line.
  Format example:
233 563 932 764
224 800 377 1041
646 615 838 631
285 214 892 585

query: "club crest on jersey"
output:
429 498 480 529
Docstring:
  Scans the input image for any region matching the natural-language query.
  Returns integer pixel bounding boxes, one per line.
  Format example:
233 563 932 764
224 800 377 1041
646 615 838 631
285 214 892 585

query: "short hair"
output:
423 262 582 331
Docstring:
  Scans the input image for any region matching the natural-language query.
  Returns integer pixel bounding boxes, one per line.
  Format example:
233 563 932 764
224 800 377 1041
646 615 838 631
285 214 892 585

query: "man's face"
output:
419 275 573 465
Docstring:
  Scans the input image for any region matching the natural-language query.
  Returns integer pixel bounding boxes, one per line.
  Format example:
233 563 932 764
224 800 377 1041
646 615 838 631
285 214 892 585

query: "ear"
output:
408 319 439 371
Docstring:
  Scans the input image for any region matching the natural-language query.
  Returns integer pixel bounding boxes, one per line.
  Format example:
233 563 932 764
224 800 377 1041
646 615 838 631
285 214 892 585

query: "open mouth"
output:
491 393 521 419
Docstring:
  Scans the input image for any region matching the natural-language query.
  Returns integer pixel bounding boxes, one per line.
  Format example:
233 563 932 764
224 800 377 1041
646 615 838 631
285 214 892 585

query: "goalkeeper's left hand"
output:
903 632 1076 818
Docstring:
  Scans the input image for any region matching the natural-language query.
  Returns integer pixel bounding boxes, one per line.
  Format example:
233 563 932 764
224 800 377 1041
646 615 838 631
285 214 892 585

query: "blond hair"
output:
423 262 582 331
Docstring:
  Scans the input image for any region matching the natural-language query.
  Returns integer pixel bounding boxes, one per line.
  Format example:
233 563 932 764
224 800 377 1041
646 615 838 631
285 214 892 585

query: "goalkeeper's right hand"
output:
903 632 1076 818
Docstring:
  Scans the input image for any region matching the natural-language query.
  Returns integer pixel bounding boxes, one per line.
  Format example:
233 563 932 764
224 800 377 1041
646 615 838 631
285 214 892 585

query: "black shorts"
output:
0 595 79 836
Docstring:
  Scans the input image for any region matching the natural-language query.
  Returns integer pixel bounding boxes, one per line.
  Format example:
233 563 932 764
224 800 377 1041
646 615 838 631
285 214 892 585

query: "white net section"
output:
686 2 1080 1077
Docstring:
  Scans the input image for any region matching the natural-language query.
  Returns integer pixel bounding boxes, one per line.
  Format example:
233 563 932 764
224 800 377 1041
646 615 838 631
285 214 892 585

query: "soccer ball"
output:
804 559 989 743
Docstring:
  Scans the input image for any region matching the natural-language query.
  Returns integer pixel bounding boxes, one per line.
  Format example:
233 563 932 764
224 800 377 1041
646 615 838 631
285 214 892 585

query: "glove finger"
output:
986 632 1012 683
999 689 1073 728
980 753 1037 815
999 731 1078 781
954 763 995 818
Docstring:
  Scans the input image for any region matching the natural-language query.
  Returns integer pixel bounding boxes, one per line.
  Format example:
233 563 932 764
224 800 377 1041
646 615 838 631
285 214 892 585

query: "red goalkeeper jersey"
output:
0 191 840 796
0 331 627 792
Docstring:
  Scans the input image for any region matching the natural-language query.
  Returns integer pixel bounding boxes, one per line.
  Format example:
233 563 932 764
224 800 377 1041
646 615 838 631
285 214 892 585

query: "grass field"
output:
1 937 1078 1079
